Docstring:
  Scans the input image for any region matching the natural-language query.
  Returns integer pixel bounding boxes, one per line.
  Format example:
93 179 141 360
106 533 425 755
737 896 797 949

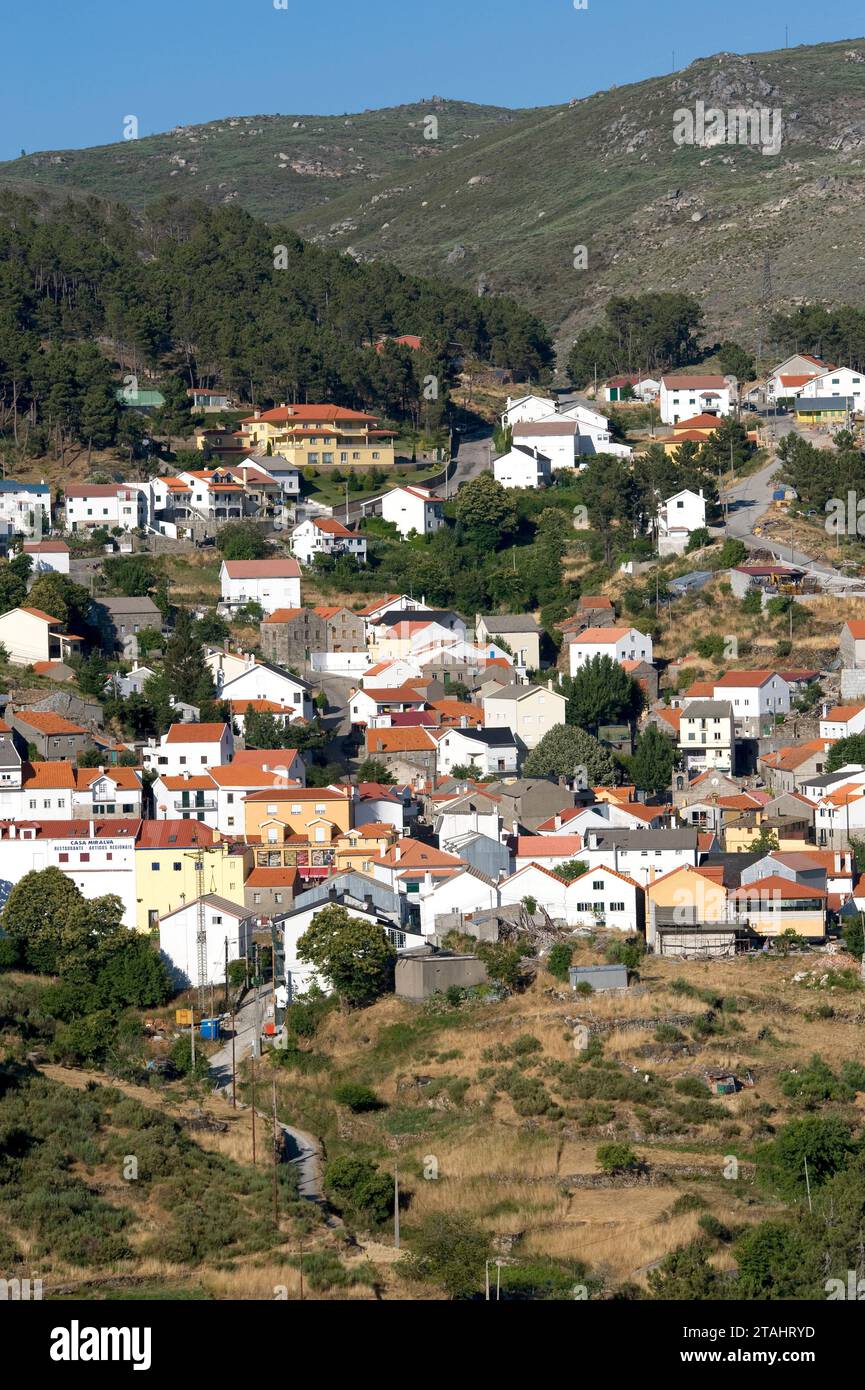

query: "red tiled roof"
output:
14 710 86 735
246 866 299 888
164 723 228 743
135 821 217 848
223 558 301 579
516 835 583 857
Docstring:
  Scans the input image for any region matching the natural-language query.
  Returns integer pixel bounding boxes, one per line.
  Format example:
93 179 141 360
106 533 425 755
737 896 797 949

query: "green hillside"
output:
5 39 865 349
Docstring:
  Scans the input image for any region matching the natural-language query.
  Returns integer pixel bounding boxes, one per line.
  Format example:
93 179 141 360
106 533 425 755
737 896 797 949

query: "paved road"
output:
209 985 324 1201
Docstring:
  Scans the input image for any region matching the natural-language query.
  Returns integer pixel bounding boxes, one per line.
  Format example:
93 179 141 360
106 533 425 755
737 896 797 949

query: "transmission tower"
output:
761 250 774 305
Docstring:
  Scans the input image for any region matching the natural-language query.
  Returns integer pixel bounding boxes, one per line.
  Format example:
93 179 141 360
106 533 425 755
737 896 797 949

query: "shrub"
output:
653 1023 684 1044
323 1156 393 1225
332 1083 383 1113
596 1142 640 1173
675 1076 711 1099
547 942 573 981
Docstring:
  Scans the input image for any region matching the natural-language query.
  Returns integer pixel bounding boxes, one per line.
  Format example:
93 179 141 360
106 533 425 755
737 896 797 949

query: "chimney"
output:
8 825 15 839
328 885 338 902
262 763 270 774
98 765 104 776
183 770 190 781
88 819 95 838
424 871 433 891
364 893 374 912
394 843 402 863
554 813 562 831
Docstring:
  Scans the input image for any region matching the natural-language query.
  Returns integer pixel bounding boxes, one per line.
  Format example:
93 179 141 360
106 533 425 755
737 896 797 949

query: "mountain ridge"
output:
5 39 865 355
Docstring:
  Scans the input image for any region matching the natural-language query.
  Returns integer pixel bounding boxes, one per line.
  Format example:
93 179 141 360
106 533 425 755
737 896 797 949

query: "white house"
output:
568 626 654 678
0 605 83 667
799 367 864 407
820 703 865 740
512 419 580 471
499 862 642 933
349 685 427 726
493 446 551 490
141 722 233 776
219 558 302 615
152 773 220 828
65 483 152 532
514 834 586 874
380 486 445 538
712 671 790 737
290 517 367 566
657 488 706 555
765 354 831 401
581 827 700 886
659 375 734 425
159 894 254 990
678 700 734 773
218 657 313 721
360 658 423 689
501 394 559 429
72 766 143 820
0 480 51 538
417 865 500 938
436 727 518 778
0 819 138 926
20 540 70 574
482 683 568 750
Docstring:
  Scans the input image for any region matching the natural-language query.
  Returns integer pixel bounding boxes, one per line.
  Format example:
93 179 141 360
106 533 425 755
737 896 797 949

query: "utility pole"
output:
298 1241 304 1301
394 1164 400 1250
251 1054 257 1165
345 478 349 524
804 1154 813 1213
190 1013 196 1070
230 1010 236 1108
272 1079 279 1228
224 938 229 1013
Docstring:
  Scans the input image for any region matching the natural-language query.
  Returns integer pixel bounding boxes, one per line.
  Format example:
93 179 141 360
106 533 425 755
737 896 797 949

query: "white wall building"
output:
65 483 152 532
568 626 653 678
713 671 790 736
799 367 864 407
380 485 445 537
21 540 70 574
659 375 734 425
493 446 552 490
290 518 367 566
0 820 138 925
141 722 233 776
657 488 706 555
159 894 254 990
218 658 313 721
436 727 519 778
0 480 51 538
219 558 302 614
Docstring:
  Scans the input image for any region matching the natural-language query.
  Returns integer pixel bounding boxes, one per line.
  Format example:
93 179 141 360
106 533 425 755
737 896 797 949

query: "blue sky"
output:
2 0 862 160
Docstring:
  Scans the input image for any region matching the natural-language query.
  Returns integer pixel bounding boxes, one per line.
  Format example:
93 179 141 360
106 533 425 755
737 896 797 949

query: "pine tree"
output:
630 725 674 795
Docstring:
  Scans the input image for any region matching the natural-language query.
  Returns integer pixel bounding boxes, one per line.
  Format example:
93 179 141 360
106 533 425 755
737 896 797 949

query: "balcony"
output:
173 798 217 812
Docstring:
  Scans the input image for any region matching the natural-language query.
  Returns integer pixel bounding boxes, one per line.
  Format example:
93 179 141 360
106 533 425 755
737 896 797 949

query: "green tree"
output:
826 736 865 774
717 341 755 382
216 522 270 561
405 1212 491 1299
547 942 574 981
523 724 616 784
756 1115 856 1201
0 564 27 612
162 607 215 707
103 555 160 597
630 725 674 794
356 758 397 785
26 573 91 633
453 473 517 549
296 905 395 1007
597 1142 640 1172
717 538 748 569
562 655 643 732
3 868 88 973
323 1156 393 1225
554 859 589 884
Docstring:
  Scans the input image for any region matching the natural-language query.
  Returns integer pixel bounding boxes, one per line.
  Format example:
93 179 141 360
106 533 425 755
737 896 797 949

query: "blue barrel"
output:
199 1018 222 1040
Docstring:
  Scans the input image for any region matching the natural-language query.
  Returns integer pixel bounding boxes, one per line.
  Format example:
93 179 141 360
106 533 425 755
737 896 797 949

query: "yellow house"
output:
335 823 398 873
243 786 353 843
646 864 731 956
238 404 396 470
730 876 827 940
134 822 251 933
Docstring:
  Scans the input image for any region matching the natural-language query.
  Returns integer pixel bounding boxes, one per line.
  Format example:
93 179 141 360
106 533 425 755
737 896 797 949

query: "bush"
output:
675 1076 711 1099
323 1156 393 1225
596 1142 640 1173
332 1083 383 1113
653 1023 684 1044
547 942 573 981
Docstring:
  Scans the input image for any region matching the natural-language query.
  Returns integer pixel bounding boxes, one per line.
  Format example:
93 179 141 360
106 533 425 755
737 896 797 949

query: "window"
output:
58 852 69 863
253 892 261 905
173 862 181 871
610 901 626 912
274 892 283 904
592 880 604 890
152 862 160 871
79 853 89 863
